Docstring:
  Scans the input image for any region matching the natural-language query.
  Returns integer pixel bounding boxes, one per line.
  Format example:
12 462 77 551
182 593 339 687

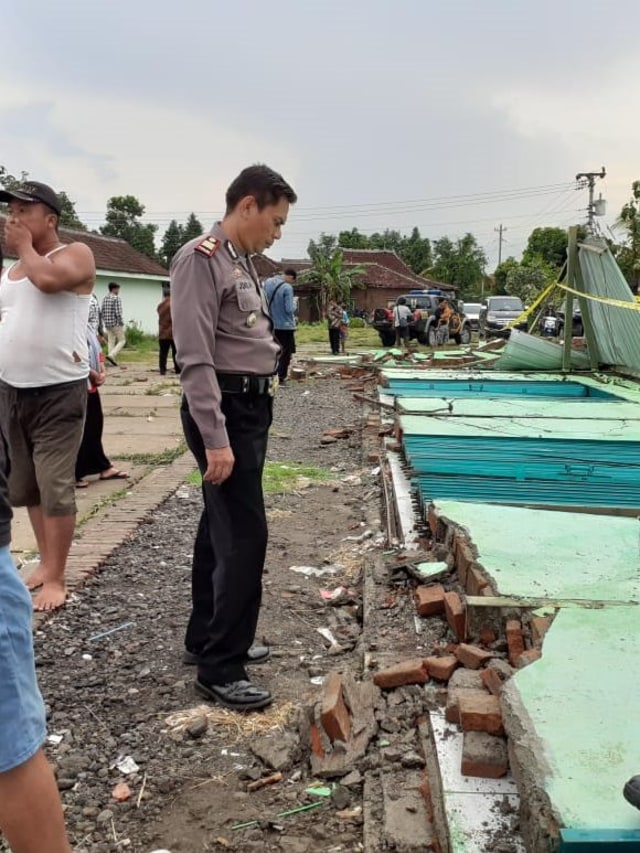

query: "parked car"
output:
372 290 472 347
556 303 584 337
478 296 528 339
461 301 482 332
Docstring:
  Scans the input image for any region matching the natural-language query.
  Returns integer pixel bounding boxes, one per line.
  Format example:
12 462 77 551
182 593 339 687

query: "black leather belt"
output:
217 373 277 395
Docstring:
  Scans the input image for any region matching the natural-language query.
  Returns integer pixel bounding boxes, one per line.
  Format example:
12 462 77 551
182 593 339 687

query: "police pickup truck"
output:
372 290 471 347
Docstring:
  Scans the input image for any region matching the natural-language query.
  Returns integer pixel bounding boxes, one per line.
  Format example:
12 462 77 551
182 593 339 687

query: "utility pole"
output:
495 224 507 265
575 167 606 233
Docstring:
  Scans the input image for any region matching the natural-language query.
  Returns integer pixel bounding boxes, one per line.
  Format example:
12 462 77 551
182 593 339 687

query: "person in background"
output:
339 303 350 354
263 268 297 383
157 284 179 375
75 325 129 488
87 291 104 341
101 281 125 367
435 297 452 345
392 296 412 348
327 299 342 355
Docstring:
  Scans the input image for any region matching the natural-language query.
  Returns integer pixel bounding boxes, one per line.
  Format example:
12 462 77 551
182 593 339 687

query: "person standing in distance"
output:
0 181 95 611
157 283 179 375
101 281 126 366
171 164 297 711
263 268 297 383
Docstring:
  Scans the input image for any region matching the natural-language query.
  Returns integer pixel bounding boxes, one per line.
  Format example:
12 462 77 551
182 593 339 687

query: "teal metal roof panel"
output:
579 238 640 371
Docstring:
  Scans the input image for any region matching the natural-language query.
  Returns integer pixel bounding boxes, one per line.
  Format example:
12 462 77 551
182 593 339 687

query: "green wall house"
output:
0 216 169 334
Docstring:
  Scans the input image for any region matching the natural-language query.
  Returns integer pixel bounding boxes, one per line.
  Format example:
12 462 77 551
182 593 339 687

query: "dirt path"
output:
28 376 372 853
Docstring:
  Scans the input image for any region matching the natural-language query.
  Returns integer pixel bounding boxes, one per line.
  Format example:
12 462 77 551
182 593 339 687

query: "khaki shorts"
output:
0 379 87 516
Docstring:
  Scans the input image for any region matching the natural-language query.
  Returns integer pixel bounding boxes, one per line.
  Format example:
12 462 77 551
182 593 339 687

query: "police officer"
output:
171 165 297 711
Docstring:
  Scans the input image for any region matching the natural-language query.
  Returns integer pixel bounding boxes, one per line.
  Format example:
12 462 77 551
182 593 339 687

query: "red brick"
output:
414 584 445 617
418 771 435 823
480 668 504 696
444 591 466 641
310 722 325 758
320 673 351 743
506 619 525 667
466 566 489 596
424 655 458 682
446 686 487 724
455 643 493 670
531 615 552 646
455 539 474 586
373 658 429 689
516 648 542 669
458 692 504 736
461 731 508 778
479 627 497 646
367 452 380 463
427 505 439 537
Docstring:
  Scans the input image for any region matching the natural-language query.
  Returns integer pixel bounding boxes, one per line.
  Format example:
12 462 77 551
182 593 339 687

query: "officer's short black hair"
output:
397 297 407 305
225 165 297 214
284 268 297 280
108 282 120 292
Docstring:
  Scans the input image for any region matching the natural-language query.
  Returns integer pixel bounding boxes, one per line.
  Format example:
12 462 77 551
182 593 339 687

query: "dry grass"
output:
163 701 298 741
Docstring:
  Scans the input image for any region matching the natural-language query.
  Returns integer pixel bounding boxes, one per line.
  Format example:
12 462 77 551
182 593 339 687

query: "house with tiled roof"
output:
278 248 454 322
0 216 169 333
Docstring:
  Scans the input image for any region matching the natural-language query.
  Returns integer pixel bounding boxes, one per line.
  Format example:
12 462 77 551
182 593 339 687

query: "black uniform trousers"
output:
180 391 272 683
328 326 341 354
159 338 179 375
274 329 296 381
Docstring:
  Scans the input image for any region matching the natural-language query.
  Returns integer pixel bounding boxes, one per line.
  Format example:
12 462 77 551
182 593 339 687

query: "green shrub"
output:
349 317 366 328
125 320 146 347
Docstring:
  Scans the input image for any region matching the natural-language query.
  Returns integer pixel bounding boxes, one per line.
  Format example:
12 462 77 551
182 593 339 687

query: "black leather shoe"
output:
195 677 273 710
624 776 640 809
182 645 270 667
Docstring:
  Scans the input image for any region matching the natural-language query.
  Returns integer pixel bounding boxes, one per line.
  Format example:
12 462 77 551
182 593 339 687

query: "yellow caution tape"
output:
506 281 557 329
556 281 640 311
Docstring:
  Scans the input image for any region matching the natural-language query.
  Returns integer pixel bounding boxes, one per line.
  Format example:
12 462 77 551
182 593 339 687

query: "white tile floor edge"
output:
386 449 421 547
430 711 526 852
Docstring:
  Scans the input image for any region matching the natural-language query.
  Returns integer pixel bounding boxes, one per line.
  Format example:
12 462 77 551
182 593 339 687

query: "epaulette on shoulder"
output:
194 237 219 258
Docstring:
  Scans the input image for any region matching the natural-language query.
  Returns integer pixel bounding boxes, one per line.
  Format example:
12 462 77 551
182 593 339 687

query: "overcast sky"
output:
2 0 638 269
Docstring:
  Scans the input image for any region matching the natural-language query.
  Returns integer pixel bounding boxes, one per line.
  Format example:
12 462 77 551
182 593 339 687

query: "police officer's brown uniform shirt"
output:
170 223 280 449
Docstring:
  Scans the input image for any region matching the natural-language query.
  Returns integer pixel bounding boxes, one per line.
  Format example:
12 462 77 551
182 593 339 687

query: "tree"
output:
182 212 204 242
401 227 432 276
615 180 640 292
0 166 86 230
337 227 370 249
57 191 87 231
302 233 365 309
505 257 556 305
160 220 184 266
100 195 158 260
336 225 432 274
430 233 487 295
159 213 205 266
493 257 519 295
522 227 568 270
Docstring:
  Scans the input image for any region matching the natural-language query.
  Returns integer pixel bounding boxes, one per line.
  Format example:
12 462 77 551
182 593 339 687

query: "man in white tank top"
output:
0 181 95 612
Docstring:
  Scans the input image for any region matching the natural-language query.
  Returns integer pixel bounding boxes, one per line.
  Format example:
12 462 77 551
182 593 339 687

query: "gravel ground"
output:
19 374 373 853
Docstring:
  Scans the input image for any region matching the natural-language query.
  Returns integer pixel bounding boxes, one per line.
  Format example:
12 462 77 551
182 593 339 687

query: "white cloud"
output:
0 80 301 231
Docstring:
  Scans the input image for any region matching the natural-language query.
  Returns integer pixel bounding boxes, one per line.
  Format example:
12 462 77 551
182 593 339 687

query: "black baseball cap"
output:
0 181 61 216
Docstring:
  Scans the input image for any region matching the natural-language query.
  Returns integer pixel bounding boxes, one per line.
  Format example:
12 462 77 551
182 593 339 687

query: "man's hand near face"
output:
4 219 34 256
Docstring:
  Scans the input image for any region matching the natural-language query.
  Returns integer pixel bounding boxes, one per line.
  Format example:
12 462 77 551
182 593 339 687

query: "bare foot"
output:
32 581 67 612
25 564 47 591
